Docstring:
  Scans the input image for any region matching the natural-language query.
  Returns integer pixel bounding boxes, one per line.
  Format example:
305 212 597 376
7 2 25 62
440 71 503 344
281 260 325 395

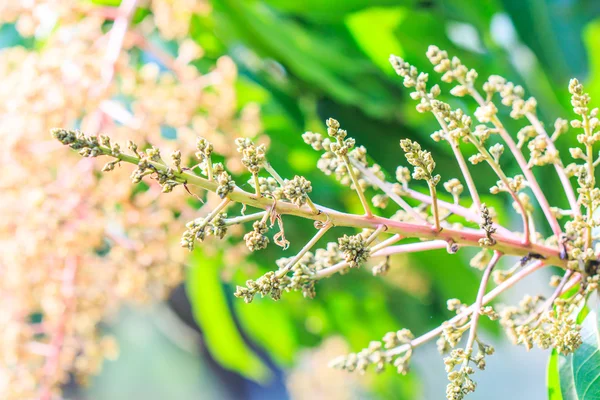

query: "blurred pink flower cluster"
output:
0 1 262 397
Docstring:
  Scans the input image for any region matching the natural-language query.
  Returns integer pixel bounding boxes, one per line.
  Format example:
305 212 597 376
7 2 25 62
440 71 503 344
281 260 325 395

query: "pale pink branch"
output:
101 0 138 88
99 100 141 129
315 238 444 279
526 112 580 216
385 259 547 357
350 159 427 223
371 240 448 258
464 250 503 355
405 188 516 238
471 89 563 240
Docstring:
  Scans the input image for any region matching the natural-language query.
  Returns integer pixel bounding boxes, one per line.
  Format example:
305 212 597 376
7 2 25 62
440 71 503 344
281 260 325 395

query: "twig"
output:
464 250 502 357
350 158 427 224
469 89 562 241
67 143 568 268
342 154 373 217
224 212 266 226
276 222 333 277
384 258 547 358
526 112 579 216
315 238 445 279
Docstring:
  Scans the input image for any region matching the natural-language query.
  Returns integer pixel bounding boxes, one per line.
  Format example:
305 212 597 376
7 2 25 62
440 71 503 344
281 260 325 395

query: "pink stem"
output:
385 259 547 357
526 112 580 216
472 90 563 240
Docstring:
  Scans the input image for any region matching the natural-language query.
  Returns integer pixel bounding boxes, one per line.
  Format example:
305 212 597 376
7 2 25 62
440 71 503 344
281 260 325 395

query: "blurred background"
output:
1 0 599 399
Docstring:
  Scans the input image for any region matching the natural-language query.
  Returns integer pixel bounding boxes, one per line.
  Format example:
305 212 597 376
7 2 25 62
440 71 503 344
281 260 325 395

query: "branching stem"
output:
464 250 502 358
428 183 441 231
469 88 562 240
466 133 530 244
83 144 567 267
526 112 579 216
342 155 373 217
385 258 546 358
350 158 426 223
224 212 266 226
264 161 285 186
277 222 333 277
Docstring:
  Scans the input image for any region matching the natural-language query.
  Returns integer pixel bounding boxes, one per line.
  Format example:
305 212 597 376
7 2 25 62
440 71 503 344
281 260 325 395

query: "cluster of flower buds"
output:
243 221 270 252
181 213 228 250
338 233 370 268
443 344 493 400
497 280 596 355
282 176 313 207
478 204 496 247
400 139 440 185
330 329 414 375
426 45 478 88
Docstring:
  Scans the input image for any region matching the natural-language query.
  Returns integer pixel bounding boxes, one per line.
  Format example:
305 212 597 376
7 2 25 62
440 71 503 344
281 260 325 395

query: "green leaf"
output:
263 0 416 23
186 249 271 383
559 350 578 400
213 0 400 118
345 7 406 73
558 306 600 399
572 309 600 398
548 349 563 400
234 293 299 365
501 0 592 83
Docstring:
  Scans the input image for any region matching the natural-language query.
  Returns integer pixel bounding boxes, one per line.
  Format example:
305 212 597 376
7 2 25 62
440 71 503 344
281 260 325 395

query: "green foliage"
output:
548 349 562 400
186 249 271 382
548 303 600 400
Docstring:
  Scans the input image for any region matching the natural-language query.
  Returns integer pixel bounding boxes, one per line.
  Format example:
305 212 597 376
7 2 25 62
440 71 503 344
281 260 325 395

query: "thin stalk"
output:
451 139 482 210
464 251 502 358
192 198 231 228
372 240 448 258
365 225 387 246
583 114 596 250
342 155 373 217
469 88 562 240
370 234 403 252
385 258 546 358
526 112 579 216
305 197 319 214
428 183 441 231
253 173 261 198
432 112 482 210
350 158 427 224
224 212 266 226
264 161 285 186
277 222 333 277
466 133 530 245
315 237 448 279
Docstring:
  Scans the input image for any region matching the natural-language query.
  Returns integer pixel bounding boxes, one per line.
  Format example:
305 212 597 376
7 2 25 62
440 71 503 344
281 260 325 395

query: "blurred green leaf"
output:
345 7 406 73
263 0 416 22
582 19 600 99
548 349 563 400
234 292 299 365
501 0 592 83
213 0 401 118
186 249 271 383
